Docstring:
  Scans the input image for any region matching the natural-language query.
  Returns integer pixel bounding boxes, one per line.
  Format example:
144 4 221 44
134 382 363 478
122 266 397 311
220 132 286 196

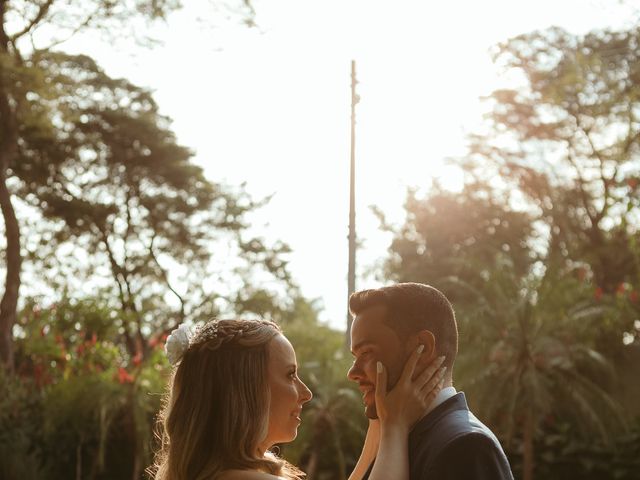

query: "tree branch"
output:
35 10 96 52
10 0 56 41
564 138 597 229
570 110 616 226
93 222 136 355
148 233 185 322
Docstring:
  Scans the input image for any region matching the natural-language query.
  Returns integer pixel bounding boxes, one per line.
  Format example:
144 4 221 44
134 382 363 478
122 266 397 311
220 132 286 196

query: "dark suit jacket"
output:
363 392 513 480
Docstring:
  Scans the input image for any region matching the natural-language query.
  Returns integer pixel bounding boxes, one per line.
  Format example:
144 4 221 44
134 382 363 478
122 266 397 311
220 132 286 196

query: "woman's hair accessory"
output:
165 323 191 366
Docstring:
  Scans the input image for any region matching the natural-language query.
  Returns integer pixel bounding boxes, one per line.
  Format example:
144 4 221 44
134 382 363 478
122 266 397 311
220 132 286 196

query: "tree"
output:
455 261 626 480
0 0 184 372
378 182 535 306
463 26 640 294
0 0 255 370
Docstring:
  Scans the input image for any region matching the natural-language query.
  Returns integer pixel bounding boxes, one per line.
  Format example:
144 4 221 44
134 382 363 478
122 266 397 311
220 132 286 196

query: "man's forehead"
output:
350 304 389 347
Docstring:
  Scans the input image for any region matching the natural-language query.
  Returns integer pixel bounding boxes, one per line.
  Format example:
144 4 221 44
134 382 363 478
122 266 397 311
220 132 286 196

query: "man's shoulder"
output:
433 406 502 447
409 394 513 479
411 393 501 447
425 430 514 479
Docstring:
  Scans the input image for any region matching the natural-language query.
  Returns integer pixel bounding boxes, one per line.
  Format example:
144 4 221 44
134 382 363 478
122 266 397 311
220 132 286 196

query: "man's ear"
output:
406 330 436 363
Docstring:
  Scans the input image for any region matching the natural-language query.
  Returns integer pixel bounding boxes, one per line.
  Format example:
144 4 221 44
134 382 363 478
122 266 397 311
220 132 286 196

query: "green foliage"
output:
10 50 295 361
380 21 640 480
515 420 640 480
0 370 47 480
455 262 625 447
380 183 535 306
464 26 640 294
3 297 170 479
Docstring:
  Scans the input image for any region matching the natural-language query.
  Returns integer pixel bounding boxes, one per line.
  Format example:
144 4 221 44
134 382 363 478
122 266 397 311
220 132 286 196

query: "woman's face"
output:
263 334 312 447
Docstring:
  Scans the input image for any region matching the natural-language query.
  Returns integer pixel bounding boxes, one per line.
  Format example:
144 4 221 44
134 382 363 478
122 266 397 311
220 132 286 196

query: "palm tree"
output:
450 258 626 480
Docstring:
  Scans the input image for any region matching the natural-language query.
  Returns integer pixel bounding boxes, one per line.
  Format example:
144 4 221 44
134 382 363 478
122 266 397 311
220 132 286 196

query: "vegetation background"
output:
0 1 638 480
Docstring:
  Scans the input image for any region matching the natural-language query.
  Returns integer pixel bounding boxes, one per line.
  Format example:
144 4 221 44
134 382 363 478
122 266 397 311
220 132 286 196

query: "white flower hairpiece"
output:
165 323 191 366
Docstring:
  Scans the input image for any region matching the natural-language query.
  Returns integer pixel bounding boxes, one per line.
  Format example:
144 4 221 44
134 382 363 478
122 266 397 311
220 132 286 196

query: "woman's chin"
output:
287 426 300 441
274 429 299 445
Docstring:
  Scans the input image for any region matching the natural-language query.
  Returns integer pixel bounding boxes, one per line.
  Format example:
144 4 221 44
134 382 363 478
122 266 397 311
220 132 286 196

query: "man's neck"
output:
412 385 457 428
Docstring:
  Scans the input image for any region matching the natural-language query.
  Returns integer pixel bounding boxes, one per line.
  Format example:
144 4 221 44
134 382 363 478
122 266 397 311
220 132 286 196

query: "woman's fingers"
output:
375 361 388 407
421 378 445 406
414 355 446 390
420 365 447 395
398 344 425 386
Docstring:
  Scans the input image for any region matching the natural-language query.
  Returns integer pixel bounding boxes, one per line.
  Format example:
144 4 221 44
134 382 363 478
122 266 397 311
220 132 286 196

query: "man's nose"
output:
347 362 362 382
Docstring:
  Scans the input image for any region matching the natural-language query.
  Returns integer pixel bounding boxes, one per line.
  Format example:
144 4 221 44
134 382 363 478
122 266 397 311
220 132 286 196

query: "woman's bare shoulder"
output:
217 470 285 480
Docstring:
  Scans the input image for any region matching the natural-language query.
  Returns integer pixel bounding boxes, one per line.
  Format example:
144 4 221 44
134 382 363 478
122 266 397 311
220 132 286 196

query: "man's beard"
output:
365 402 378 419
364 364 402 420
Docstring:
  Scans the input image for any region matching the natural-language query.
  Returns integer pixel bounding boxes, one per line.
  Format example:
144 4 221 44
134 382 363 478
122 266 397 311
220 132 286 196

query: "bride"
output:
150 319 445 480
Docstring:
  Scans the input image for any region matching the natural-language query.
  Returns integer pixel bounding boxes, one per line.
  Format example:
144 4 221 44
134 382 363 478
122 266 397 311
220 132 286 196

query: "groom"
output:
348 283 514 479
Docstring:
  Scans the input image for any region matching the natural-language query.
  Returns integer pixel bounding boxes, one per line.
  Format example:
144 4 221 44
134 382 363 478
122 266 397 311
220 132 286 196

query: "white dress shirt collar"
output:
427 386 457 414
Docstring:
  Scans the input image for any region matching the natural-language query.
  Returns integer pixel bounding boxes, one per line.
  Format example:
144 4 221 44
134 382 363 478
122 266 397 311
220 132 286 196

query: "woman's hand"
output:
375 346 446 432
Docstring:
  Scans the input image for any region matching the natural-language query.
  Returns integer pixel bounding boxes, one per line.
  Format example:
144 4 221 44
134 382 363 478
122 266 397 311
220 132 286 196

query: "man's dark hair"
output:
349 283 458 370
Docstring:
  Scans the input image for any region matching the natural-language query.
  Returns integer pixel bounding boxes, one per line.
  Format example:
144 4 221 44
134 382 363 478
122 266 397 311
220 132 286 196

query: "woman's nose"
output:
299 380 313 403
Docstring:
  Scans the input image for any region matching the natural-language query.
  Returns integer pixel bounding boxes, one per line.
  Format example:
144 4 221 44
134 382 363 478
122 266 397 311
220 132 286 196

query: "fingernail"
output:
440 366 447 377
377 361 383 373
417 345 425 354
438 355 445 364
438 378 445 388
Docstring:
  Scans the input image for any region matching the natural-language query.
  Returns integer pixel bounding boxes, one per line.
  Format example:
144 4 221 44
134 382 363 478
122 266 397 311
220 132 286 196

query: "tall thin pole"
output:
347 60 358 341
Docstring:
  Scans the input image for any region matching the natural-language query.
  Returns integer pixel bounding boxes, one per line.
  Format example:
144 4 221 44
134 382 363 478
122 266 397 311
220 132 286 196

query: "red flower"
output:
117 367 134 384
627 178 639 189
133 351 143 367
90 333 97 346
148 336 159 348
76 344 85 355
594 287 604 300
617 283 627 295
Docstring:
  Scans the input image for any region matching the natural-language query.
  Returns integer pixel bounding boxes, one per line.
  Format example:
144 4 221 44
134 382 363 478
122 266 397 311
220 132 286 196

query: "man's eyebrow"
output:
350 341 376 356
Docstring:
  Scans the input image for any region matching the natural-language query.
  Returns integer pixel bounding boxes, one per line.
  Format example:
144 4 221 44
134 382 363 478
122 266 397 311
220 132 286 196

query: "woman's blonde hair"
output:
149 319 305 480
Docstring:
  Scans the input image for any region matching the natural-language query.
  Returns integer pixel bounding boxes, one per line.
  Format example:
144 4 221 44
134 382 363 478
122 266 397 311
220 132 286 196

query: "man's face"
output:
347 304 407 419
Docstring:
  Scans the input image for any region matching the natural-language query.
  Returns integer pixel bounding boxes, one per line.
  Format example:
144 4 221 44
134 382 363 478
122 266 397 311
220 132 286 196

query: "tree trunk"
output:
76 439 83 480
522 409 535 480
0 9 22 373
304 450 318 480
0 167 20 373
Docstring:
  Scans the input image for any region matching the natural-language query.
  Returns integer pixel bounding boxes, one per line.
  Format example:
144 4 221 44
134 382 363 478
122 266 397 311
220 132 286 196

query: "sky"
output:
57 0 639 329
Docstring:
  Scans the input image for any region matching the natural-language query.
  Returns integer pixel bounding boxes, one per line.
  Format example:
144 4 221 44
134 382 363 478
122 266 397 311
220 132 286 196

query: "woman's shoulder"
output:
217 469 285 480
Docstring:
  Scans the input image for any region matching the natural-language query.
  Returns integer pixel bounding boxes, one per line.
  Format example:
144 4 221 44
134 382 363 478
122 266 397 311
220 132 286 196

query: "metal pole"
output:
347 60 358 341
